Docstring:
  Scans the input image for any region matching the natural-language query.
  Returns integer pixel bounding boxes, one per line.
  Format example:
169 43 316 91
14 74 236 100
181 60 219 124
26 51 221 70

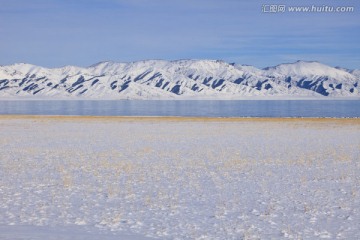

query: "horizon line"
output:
1 59 357 71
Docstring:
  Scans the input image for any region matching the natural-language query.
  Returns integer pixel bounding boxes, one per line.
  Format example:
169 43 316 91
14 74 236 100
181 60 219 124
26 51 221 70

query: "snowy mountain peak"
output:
264 61 355 80
6 63 41 74
0 59 359 99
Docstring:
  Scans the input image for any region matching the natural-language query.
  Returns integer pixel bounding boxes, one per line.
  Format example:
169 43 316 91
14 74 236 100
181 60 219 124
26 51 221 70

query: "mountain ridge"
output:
0 60 359 99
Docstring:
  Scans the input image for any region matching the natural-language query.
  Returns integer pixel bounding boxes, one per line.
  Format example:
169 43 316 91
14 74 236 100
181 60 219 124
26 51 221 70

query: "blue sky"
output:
0 0 359 69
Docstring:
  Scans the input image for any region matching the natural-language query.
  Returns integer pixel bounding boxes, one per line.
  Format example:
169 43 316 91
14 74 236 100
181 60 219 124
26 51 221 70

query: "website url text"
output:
262 5 355 13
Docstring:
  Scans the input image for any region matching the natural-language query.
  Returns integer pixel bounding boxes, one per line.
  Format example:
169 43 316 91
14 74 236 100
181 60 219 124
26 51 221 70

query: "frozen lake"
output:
0 100 359 117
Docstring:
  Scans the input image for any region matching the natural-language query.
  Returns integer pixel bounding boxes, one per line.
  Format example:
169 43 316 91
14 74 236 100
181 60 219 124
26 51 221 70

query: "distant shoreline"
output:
1 115 359 123
0 97 359 101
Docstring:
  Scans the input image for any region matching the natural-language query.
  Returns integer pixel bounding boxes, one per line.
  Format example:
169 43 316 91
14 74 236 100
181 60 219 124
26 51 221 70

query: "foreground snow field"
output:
0 116 359 239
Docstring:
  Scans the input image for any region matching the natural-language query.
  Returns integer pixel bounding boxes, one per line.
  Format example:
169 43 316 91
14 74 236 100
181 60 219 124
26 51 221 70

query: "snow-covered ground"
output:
0 116 359 239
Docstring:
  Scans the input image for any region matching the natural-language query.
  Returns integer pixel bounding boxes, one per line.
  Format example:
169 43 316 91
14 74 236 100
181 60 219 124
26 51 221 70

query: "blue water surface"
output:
0 100 359 118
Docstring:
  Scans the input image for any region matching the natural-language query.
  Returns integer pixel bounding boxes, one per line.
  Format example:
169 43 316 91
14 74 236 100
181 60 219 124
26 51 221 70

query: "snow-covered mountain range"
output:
0 60 359 99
